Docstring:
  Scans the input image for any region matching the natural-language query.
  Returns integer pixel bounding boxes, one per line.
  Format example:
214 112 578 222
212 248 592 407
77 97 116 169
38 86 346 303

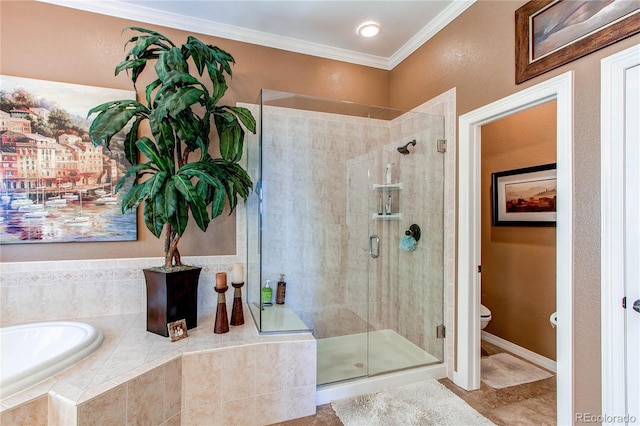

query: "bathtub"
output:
0 321 103 398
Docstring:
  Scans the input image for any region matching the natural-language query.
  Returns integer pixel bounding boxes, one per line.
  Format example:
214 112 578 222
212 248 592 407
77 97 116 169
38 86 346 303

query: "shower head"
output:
397 140 417 155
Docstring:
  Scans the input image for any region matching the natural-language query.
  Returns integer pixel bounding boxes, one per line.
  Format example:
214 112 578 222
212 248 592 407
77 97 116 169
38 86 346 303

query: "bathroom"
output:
479 101 557 371
1 0 632 424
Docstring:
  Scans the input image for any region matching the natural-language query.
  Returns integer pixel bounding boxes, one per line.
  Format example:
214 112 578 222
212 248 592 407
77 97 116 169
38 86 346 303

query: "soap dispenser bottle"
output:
276 274 286 305
385 163 393 184
262 280 273 306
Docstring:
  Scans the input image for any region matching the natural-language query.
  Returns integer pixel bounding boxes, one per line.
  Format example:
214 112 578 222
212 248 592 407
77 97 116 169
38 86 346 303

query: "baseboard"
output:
481 331 557 373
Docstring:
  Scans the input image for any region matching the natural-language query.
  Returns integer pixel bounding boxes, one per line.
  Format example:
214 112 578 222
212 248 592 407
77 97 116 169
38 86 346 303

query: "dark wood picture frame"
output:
515 0 640 84
492 163 557 227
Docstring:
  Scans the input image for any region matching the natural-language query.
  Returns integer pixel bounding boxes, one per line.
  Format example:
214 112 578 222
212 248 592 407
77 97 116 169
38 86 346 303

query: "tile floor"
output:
273 341 556 426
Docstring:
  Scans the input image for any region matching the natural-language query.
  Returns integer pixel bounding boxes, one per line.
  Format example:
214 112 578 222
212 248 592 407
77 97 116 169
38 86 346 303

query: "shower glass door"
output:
366 109 445 377
249 90 445 386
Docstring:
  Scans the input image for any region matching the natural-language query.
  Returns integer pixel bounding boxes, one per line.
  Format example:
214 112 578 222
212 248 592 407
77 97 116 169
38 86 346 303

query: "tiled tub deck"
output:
0 307 316 425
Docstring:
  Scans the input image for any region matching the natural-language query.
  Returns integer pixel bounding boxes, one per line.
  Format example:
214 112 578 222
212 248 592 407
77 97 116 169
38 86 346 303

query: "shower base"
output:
317 329 440 385
316 329 444 405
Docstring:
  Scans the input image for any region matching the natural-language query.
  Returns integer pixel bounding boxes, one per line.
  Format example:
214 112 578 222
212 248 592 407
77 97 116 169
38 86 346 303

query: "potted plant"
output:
88 27 255 337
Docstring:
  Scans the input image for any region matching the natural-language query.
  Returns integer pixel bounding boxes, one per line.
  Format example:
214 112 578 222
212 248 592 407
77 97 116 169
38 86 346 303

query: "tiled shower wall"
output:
256 100 448 360
259 106 390 338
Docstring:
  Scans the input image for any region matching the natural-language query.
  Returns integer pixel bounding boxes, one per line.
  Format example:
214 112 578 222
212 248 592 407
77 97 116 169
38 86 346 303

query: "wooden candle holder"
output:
230 282 245 326
214 285 229 334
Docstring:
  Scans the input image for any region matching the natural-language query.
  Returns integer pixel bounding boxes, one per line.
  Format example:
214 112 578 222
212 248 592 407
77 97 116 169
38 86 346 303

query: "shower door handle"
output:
369 235 380 258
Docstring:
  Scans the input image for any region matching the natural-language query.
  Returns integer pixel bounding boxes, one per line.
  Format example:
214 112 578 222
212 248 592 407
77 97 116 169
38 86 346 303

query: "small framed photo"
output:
167 319 188 342
492 163 557 226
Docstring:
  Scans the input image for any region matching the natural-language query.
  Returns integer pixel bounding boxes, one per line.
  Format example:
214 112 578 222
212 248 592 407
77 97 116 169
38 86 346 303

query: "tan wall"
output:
480 101 557 361
0 0 389 262
389 0 639 416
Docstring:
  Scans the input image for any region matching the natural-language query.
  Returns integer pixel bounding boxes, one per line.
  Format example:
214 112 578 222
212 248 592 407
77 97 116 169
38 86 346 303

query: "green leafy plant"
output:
89 27 254 268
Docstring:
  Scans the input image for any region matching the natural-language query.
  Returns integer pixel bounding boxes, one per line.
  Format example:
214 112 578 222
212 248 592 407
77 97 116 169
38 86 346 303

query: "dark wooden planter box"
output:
143 267 201 337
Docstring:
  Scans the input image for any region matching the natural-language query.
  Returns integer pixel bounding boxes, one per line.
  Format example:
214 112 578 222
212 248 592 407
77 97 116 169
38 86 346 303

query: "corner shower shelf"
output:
372 213 402 221
372 183 403 190
373 183 402 219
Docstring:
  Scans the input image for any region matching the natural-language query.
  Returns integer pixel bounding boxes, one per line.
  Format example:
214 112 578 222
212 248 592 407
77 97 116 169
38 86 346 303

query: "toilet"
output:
480 304 492 329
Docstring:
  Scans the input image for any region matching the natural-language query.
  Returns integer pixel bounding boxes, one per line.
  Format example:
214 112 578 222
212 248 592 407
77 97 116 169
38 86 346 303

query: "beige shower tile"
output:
222 345 256 401
255 343 287 395
48 379 85 405
50 283 84 319
256 390 289 425
161 412 181 426
0 396 47 426
221 395 258 425
287 116 309 146
18 285 52 323
182 351 223 410
182 400 223 426
0 377 56 409
126 365 164 426
49 392 78 425
164 357 182 421
286 341 316 389
286 385 317 420
81 281 114 317
309 119 327 150
113 280 144 315
77 383 127 425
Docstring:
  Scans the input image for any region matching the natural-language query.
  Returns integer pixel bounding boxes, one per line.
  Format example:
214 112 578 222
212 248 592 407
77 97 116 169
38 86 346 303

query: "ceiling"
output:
39 0 475 70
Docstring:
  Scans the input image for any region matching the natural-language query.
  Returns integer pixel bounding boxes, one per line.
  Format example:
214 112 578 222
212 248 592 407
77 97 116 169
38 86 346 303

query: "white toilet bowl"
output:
480 304 492 329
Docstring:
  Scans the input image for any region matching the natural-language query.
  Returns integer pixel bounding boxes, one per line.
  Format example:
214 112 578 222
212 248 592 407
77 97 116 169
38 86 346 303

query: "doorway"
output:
454 71 574 426
479 101 557 368
601 43 640 424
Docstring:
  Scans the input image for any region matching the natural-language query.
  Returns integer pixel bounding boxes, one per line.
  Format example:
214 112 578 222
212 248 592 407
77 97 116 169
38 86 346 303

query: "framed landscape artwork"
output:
516 0 640 83
0 75 137 244
492 163 557 226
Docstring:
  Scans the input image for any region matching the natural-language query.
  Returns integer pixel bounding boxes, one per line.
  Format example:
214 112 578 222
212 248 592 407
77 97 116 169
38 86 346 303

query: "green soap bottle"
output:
262 280 273 306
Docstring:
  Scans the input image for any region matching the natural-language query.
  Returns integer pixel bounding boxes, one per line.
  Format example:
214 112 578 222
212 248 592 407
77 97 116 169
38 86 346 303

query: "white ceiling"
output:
39 0 475 70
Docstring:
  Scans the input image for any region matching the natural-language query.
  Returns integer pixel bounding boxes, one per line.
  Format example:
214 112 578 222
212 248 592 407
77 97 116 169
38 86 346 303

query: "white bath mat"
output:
481 352 553 389
331 379 494 426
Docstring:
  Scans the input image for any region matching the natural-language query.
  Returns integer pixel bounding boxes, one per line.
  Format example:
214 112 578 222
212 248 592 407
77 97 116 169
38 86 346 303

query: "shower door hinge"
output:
436 324 446 339
437 139 447 153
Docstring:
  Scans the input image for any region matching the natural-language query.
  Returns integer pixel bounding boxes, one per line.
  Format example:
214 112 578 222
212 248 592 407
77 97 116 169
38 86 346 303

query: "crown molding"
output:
38 0 475 71
389 0 476 69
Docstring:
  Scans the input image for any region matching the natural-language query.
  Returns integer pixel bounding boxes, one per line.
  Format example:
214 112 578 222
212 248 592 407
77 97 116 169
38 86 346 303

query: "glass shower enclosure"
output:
246 89 445 385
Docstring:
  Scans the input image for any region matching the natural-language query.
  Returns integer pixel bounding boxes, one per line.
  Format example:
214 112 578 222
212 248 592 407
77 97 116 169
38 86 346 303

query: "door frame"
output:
601 43 640 423
454 71 574 425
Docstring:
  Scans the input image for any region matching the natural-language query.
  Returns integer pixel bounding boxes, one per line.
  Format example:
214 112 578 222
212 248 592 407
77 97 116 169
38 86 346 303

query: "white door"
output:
623 63 639 425
601 44 640 426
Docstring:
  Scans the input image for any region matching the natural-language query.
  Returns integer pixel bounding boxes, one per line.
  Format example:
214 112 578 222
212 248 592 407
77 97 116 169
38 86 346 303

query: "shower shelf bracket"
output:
372 183 402 190
372 213 402 221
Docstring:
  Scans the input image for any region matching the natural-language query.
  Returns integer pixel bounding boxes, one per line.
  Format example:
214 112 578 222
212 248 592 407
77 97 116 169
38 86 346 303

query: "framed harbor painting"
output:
492 163 557 226
515 0 640 83
0 75 137 244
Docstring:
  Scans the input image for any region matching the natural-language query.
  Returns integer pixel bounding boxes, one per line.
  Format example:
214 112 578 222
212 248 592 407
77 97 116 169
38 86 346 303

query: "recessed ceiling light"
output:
357 22 381 38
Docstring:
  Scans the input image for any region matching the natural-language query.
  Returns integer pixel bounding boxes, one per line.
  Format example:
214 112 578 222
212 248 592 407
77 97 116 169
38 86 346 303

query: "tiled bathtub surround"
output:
0 255 242 326
0 309 316 425
0 192 247 327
